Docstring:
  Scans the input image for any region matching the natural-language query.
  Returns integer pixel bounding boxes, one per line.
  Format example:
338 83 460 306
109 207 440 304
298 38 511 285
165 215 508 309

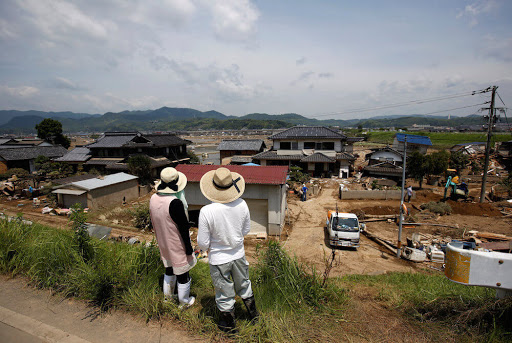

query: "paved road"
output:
0 275 198 343
0 322 44 343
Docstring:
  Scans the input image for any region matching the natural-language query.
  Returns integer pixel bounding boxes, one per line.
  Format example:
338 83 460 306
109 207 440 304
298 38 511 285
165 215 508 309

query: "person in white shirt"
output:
197 167 258 333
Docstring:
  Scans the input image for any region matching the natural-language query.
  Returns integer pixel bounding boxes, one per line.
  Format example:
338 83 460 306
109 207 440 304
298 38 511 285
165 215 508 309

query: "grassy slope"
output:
0 219 510 342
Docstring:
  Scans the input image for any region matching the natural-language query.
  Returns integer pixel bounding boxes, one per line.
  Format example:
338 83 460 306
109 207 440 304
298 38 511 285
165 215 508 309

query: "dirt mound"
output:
415 190 443 202
446 200 502 217
358 206 398 215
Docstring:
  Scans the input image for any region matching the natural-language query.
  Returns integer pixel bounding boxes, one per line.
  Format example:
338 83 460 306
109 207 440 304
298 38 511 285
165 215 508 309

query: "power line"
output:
311 87 492 118
412 102 487 116
496 91 511 135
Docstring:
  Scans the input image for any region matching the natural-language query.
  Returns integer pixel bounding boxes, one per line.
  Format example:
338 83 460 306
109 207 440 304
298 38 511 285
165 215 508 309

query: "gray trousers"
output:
209 256 253 312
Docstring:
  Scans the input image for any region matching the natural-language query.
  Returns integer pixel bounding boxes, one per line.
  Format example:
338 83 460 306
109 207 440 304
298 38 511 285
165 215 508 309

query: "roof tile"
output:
176 164 288 185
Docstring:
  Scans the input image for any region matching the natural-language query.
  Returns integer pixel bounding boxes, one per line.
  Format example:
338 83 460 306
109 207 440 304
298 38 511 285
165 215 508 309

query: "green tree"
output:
187 151 200 164
407 151 427 188
449 151 469 173
425 150 450 178
35 118 70 148
127 154 152 185
35 155 72 178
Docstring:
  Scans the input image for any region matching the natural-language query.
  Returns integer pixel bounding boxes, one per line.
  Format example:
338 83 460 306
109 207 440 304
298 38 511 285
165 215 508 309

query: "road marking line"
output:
0 305 91 343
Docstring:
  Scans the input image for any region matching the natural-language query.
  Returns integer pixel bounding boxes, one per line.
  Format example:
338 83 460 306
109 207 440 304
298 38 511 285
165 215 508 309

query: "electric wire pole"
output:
397 137 407 257
479 86 498 203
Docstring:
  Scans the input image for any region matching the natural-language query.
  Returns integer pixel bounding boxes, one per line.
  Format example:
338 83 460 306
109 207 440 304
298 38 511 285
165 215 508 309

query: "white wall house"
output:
252 126 363 178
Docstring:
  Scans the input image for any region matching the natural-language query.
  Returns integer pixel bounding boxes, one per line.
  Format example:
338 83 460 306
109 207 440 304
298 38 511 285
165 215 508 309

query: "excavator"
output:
443 169 469 201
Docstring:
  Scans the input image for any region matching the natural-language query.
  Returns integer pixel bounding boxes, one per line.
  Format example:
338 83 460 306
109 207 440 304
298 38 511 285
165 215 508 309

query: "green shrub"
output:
0 168 29 179
253 241 344 311
288 166 309 183
70 203 94 261
420 201 452 215
129 203 152 231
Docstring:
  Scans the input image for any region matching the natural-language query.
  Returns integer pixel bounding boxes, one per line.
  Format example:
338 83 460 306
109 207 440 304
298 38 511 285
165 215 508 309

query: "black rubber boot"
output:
218 309 237 333
242 295 259 323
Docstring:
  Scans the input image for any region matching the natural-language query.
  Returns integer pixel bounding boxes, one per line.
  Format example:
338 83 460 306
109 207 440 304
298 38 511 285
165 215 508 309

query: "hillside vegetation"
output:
0 107 490 133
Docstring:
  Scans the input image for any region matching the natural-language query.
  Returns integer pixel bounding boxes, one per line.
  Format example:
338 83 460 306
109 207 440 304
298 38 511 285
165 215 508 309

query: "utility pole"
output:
479 86 498 203
397 136 407 257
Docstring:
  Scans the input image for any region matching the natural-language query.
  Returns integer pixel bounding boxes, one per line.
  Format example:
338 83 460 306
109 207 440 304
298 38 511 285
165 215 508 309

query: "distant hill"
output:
0 110 99 126
0 107 488 133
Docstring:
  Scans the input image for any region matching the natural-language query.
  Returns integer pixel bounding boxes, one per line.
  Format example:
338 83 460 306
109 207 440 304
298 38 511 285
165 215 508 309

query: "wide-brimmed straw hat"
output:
199 167 245 204
154 167 187 194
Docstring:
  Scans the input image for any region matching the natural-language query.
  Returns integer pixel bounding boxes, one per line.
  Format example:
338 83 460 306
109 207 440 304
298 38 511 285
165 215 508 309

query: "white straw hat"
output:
154 167 187 194
199 167 245 204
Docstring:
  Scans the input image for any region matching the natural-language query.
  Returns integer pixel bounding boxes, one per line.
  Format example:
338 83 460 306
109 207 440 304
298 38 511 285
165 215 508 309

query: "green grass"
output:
344 272 512 342
2 218 510 342
366 131 512 148
0 219 349 342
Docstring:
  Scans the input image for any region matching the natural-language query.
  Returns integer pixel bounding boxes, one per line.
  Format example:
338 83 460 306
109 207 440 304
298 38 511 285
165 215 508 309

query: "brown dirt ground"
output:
282 177 512 278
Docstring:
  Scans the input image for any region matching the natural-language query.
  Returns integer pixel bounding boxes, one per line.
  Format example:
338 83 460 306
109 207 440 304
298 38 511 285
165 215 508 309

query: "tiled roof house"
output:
217 139 266 165
252 126 361 178
81 131 191 176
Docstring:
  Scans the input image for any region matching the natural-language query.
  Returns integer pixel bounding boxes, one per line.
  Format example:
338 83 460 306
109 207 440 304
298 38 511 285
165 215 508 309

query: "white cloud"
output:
0 85 39 97
296 57 307 65
17 0 111 42
479 36 512 62
206 0 260 42
456 0 499 26
130 0 196 29
50 77 82 91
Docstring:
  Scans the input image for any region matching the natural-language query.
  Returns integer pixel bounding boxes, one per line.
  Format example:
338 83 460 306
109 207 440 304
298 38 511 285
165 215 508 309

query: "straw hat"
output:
154 167 187 194
199 167 245 204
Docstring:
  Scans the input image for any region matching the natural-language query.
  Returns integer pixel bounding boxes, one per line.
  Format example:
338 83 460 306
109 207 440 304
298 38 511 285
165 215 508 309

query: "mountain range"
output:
0 107 486 133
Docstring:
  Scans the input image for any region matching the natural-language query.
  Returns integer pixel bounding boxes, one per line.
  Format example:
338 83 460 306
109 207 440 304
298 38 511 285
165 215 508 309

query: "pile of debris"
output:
362 227 511 265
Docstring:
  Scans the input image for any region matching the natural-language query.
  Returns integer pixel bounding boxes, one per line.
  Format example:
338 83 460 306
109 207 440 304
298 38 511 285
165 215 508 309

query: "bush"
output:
288 166 309 183
129 203 152 231
253 241 343 311
420 201 452 215
0 168 29 179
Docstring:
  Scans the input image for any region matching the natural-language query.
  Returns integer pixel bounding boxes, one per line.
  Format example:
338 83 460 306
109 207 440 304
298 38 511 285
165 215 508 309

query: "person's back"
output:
198 198 250 265
197 167 258 333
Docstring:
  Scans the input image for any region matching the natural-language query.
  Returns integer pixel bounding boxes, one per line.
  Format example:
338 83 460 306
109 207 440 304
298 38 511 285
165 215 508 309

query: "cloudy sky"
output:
0 0 511 119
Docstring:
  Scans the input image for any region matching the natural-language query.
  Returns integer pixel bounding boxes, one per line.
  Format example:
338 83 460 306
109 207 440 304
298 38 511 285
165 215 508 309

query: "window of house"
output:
280 142 291 150
304 142 315 149
321 142 335 150
291 142 298 150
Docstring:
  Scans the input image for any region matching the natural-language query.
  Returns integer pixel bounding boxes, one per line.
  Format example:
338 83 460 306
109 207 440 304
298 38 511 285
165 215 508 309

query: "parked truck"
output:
326 211 365 249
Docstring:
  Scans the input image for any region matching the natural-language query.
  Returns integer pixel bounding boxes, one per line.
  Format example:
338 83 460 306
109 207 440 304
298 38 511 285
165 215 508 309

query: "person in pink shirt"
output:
150 167 196 307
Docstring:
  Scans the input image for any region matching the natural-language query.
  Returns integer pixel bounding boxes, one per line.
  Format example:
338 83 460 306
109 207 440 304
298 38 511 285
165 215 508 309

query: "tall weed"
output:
253 241 345 311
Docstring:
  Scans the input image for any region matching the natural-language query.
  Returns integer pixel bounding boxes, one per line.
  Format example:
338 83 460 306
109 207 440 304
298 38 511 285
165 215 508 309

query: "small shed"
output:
52 172 139 209
175 164 288 236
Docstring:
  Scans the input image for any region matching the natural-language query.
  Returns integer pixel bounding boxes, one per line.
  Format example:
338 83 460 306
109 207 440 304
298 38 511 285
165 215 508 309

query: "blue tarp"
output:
395 133 432 146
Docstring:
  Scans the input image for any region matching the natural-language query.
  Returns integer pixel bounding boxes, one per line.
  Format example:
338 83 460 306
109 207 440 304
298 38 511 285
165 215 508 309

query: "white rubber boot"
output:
177 278 195 308
163 274 177 301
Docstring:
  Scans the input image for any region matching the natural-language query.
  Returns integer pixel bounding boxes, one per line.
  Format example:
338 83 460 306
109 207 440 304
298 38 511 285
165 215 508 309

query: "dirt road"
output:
283 180 512 277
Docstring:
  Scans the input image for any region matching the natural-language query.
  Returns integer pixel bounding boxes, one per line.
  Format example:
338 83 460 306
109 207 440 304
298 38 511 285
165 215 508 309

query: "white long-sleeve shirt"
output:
197 198 251 265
